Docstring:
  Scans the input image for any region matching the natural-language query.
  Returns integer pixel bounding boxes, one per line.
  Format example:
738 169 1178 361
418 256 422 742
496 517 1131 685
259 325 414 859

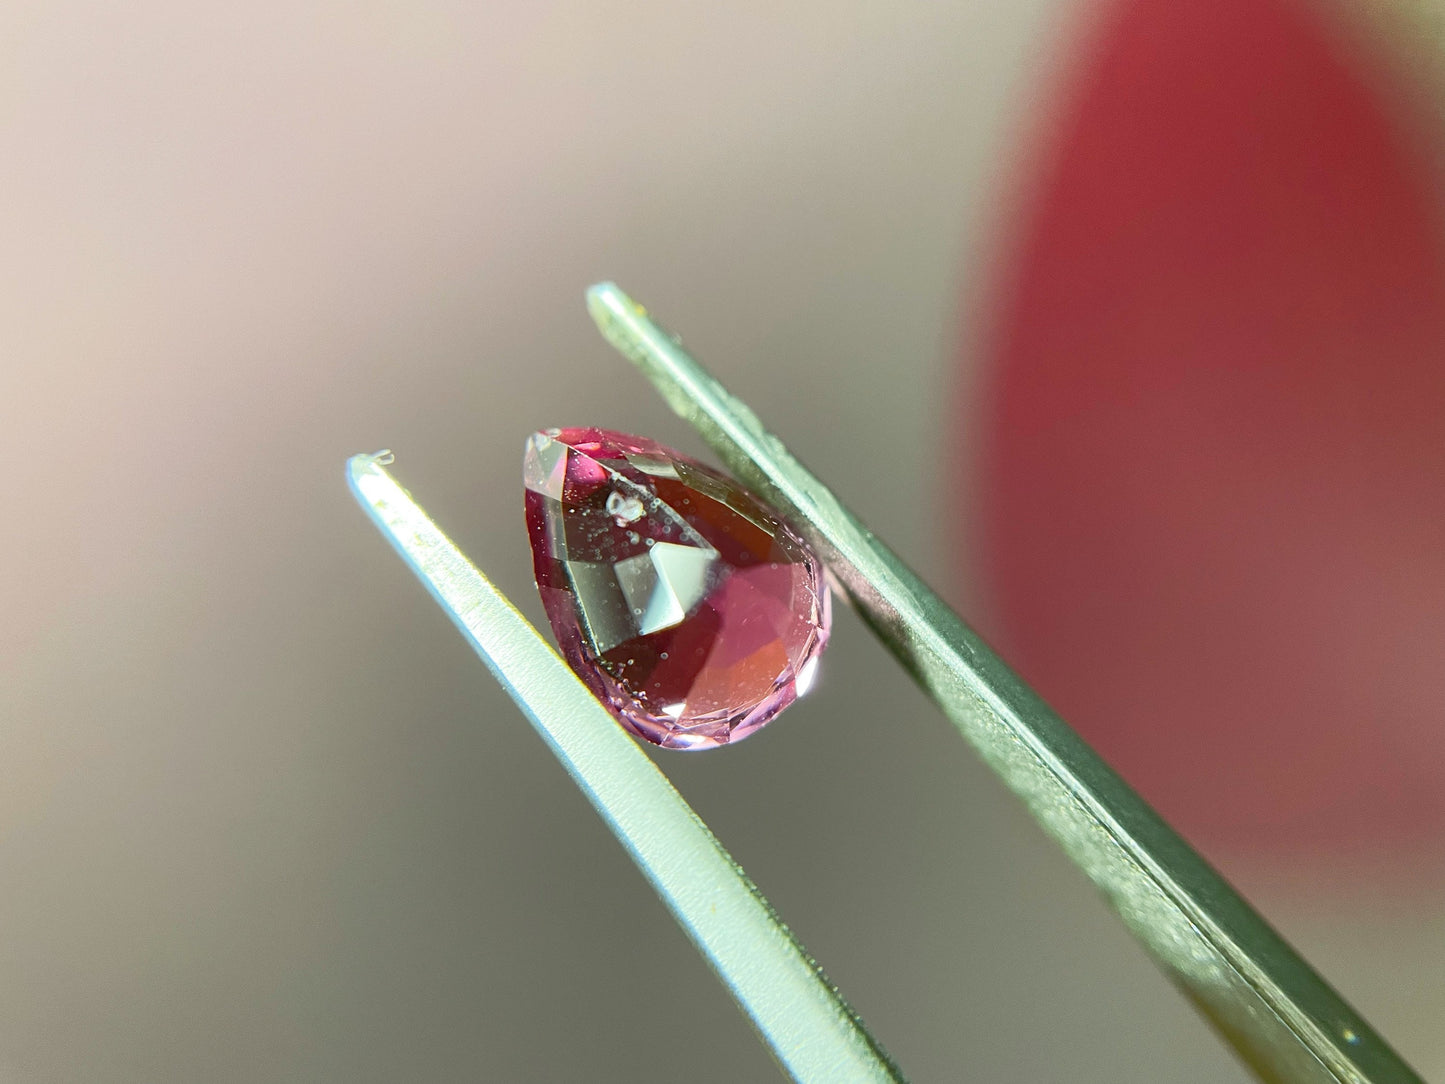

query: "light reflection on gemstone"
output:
524 427 830 750
795 655 820 697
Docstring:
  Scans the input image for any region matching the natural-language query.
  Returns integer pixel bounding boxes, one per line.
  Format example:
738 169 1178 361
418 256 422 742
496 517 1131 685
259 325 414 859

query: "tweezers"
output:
347 282 1422 1084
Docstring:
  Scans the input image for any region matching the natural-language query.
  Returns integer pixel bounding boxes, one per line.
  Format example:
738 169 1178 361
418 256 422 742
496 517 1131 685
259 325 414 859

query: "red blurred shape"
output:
974 0 1445 864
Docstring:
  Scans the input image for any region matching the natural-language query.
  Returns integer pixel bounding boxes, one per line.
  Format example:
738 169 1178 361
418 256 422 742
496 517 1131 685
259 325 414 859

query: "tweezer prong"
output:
346 453 905 1084
587 282 1423 1084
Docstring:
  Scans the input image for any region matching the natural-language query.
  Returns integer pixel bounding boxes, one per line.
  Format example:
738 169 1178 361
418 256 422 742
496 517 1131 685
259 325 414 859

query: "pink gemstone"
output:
524 427 830 750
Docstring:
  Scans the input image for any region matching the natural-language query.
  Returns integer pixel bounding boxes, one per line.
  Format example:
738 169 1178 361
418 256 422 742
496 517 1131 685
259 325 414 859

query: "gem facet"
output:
524 427 830 750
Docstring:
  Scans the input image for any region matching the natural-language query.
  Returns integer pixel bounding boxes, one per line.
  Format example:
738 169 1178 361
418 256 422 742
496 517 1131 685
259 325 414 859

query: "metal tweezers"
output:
347 283 1422 1084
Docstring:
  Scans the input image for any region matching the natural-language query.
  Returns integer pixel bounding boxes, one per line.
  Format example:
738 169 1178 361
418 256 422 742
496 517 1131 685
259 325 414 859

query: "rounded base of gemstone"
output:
524 427 830 750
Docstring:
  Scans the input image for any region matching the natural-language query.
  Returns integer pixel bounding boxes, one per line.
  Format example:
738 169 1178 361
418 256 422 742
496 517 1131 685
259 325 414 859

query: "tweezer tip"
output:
585 279 625 310
347 449 396 492
586 281 647 331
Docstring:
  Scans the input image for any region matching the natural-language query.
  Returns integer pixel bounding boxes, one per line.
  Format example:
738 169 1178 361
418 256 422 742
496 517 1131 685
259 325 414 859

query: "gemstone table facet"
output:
524 427 830 749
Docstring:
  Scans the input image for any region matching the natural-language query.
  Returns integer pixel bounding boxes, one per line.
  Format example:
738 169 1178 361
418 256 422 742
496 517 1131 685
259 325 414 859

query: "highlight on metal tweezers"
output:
347 283 1422 1084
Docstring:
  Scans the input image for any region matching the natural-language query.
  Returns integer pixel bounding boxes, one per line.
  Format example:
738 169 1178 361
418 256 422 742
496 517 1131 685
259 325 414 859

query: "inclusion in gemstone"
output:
523 427 831 750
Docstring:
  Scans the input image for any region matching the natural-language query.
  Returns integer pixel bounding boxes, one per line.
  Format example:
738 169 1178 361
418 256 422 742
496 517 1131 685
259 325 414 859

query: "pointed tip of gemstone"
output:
525 428 829 751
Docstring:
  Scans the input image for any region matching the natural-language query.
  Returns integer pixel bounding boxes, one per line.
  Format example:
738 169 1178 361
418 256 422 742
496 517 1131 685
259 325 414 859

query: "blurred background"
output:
3 0 1442 1080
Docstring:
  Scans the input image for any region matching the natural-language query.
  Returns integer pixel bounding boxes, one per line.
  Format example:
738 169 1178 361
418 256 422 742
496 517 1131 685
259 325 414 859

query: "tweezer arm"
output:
347 454 904 1084
588 282 1422 1084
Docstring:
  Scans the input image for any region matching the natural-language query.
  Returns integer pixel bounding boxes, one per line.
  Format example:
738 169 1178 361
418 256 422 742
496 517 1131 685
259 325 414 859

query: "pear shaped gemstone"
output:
524 428 830 750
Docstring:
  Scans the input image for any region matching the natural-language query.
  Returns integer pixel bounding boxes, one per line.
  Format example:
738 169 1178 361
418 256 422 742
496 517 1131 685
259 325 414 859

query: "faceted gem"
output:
524 427 830 750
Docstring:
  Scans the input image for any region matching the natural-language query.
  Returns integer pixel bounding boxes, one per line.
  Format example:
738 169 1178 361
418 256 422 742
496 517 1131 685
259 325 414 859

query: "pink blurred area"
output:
974 0 1445 877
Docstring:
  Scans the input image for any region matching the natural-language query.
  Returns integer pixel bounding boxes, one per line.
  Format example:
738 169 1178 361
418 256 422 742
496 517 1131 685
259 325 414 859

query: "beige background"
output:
2 2 1440 1080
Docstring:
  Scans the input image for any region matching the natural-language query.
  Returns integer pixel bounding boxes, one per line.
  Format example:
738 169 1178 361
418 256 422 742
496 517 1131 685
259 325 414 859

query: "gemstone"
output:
524 427 830 750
